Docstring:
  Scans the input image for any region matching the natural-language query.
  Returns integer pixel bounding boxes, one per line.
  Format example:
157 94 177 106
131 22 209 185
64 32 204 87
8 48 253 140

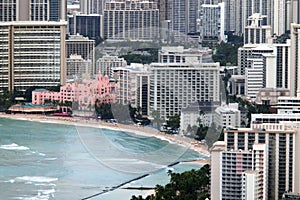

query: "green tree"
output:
0 89 14 111
131 164 210 200
196 124 208 141
95 102 113 119
167 115 180 129
151 110 164 128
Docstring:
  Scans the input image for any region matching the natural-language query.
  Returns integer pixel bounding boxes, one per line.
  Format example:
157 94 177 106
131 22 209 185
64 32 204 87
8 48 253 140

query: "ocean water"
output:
0 118 208 200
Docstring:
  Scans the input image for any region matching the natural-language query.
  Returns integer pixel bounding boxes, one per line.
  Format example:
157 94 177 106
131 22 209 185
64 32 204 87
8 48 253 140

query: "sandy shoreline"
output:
0 113 211 158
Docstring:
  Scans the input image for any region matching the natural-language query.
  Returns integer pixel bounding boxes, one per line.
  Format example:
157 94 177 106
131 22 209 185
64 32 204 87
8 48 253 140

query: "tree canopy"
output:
0 90 14 111
131 164 210 200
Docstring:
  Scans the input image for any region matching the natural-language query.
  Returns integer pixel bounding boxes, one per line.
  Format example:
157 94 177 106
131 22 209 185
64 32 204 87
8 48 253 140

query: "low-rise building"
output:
255 88 290 106
228 75 245 96
32 73 116 112
180 101 219 135
214 103 241 128
276 96 300 114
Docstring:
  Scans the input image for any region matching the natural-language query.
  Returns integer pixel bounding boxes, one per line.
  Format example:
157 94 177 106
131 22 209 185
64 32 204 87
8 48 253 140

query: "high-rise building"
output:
155 0 172 23
276 96 300 114
95 55 127 77
290 23 300 97
221 113 300 200
80 0 106 15
244 13 272 45
286 0 299 31
172 0 198 39
237 44 274 99
0 21 67 93
0 0 66 22
273 0 287 35
262 40 291 89
65 35 95 74
66 55 92 79
222 0 243 35
241 0 270 34
199 3 225 42
68 12 103 40
103 0 159 41
49 0 67 21
213 113 300 199
211 141 267 200
113 63 150 115
150 46 220 119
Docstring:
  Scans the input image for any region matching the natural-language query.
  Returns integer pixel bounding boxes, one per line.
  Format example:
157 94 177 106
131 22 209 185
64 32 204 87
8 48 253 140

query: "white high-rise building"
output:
211 141 267 200
113 63 150 115
286 0 299 31
0 0 66 22
80 0 106 14
65 35 95 75
273 0 286 35
199 3 225 42
276 96 300 114
290 23 300 97
244 13 272 45
66 55 92 80
241 0 270 34
262 40 291 89
243 44 273 99
150 46 220 119
95 55 127 77
218 113 300 200
0 21 67 93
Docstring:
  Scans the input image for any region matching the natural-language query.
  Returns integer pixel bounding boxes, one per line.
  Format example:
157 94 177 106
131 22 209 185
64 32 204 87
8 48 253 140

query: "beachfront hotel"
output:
0 21 67 94
149 46 220 119
211 141 267 200
0 0 66 22
211 113 300 200
32 73 116 111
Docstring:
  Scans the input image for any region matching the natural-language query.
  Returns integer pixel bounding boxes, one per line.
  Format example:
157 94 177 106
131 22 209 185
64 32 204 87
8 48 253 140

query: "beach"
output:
0 113 211 158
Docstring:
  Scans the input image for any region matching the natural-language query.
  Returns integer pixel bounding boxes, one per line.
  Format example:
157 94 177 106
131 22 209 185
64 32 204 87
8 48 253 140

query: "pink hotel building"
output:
32 74 116 111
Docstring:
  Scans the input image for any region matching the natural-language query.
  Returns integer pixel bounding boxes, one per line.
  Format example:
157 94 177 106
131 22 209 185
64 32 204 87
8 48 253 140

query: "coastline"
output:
0 113 211 158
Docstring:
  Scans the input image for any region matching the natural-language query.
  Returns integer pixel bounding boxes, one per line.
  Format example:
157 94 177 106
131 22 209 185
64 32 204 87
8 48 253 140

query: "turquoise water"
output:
0 118 208 200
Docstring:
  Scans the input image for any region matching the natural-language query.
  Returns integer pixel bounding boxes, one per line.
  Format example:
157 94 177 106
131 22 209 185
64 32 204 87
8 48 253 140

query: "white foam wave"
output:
44 157 57 161
38 188 56 195
15 188 55 200
15 176 58 183
31 151 46 156
0 143 29 151
6 179 15 183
